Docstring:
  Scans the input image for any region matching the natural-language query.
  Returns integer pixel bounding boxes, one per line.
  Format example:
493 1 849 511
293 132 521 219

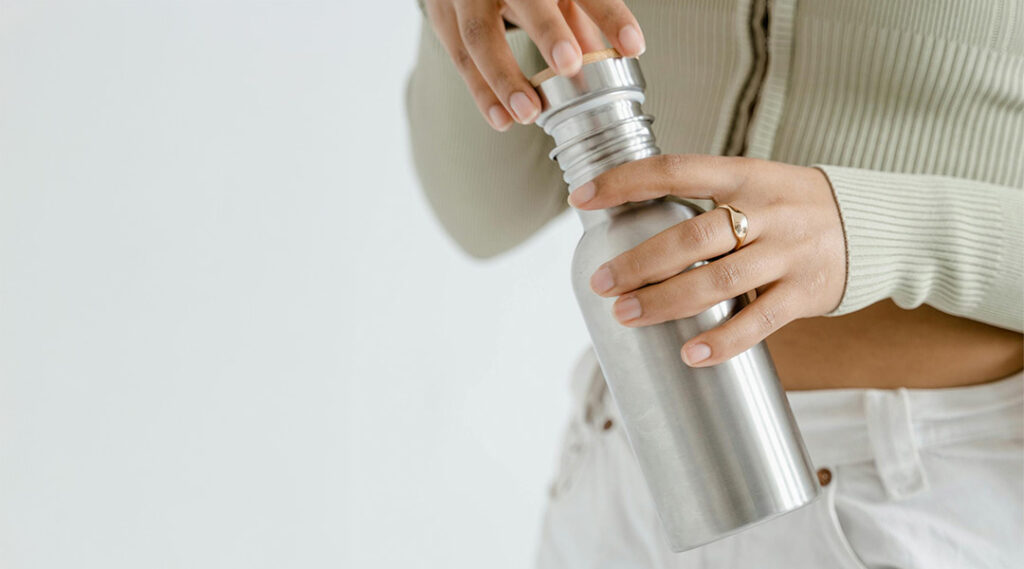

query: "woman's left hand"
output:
567 154 847 368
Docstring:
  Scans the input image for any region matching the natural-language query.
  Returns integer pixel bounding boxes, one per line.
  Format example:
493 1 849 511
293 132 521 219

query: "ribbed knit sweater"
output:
405 0 1024 333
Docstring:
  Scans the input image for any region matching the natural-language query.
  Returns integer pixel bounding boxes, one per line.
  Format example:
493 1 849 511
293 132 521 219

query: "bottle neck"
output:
533 57 661 228
556 95 662 230
540 90 660 190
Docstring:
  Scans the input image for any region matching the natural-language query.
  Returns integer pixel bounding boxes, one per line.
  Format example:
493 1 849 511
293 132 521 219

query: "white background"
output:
0 1 587 567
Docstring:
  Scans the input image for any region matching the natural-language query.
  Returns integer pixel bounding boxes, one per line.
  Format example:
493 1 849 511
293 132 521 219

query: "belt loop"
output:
864 388 929 500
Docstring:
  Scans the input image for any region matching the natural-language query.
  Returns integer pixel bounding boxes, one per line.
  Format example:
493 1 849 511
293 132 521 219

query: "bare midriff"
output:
764 299 1023 391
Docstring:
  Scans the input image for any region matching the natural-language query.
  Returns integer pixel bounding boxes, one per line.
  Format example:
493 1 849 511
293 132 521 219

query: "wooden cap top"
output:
528 48 623 87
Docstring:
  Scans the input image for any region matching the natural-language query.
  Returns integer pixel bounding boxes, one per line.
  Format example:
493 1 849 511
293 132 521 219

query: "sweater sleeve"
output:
404 8 567 259
815 164 1024 333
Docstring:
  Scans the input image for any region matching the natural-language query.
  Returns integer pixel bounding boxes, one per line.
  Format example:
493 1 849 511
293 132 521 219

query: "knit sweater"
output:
405 0 1024 333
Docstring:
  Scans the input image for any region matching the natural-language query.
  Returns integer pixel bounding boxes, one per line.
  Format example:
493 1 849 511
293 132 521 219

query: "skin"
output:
569 155 1024 389
570 156 847 368
426 1 1024 389
422 0 644 129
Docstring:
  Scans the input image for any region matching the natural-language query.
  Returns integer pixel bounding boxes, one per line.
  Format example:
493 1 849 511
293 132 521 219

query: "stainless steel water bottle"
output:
532 51 820 552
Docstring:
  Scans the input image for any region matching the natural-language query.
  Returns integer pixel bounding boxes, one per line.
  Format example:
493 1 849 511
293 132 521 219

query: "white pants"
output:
534 348 1024 569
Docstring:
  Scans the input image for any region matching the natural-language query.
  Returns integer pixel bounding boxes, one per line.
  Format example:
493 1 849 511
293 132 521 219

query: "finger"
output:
610 242 787 327
568 154 756 209
432 6 515 131
508 0 584 76
559 1 605 53
499 4 522 27
576 0 645 56
456 3 544 124
591 206 767 297
680 282 797 367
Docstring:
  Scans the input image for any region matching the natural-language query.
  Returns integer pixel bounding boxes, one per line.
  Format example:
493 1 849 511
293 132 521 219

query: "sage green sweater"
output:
405 0 1024 333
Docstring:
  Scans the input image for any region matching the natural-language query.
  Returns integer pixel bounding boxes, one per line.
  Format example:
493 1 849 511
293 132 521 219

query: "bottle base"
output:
663 490 823 553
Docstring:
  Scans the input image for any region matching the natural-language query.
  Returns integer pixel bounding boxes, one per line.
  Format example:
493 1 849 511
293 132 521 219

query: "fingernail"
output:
591 265 615 294
618 25 646 56
488 104 512 131
552 40 581 76
683 342 711 366
568 181 595 207
614 296 642 322
509 91 538 123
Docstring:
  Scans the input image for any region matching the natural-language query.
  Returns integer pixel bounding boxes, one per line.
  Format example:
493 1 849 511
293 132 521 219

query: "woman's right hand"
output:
422 0 645 131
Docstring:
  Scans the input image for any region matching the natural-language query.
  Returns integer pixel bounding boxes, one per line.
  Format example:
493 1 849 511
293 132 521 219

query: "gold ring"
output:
715 204 749 251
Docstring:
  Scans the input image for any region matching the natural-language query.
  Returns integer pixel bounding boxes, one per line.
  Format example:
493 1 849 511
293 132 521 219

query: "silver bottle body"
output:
572 200 818 550
535 56 820 551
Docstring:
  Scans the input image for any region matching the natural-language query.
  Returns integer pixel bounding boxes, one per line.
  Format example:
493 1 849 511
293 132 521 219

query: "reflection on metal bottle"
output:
533 52 820 552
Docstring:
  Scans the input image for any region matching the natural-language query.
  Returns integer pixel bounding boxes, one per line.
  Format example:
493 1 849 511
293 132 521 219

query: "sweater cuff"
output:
813 164 1021 330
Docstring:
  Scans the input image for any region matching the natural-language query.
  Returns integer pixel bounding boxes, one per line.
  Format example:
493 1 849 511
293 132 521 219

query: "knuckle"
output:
491 69 514 90
735 156 763 175
681 220 716 250
534 17 558 41
735 156 759 169
710 261 742 290
461 16 488 46
600 3 628 23
806 266 829 291
733 157 759 189
452 47 473 71
763 188 787 209
658 154 687 179
753 303 779 334
785 206 814 241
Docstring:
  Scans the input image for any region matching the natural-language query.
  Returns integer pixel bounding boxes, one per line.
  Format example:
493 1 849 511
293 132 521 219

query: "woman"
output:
406 1 1024 567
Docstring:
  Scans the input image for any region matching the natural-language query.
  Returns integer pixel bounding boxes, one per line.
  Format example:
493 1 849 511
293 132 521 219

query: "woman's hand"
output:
567 155 847 368
422 0 645 131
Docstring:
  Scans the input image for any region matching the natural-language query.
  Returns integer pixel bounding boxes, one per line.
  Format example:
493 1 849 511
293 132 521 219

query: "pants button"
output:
817 467 832 487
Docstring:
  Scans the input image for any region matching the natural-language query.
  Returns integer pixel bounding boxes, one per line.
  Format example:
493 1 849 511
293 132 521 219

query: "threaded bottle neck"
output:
534 55 661 192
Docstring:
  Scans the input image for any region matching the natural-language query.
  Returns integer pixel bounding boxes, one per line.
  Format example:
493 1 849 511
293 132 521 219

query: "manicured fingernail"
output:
618 25 646 56
552 40 581 76
683 343 711 366
509 91 538 123
568 181 595 207
488 104 512 131
591 265 615 294
614 296 642 322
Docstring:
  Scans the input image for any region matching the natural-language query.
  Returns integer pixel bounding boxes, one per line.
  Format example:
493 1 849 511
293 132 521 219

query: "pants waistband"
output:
787 369 1024 499
572 347 1023 500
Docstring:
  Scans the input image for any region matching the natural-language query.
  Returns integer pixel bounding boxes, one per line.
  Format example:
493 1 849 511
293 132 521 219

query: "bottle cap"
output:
530 49 646 125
